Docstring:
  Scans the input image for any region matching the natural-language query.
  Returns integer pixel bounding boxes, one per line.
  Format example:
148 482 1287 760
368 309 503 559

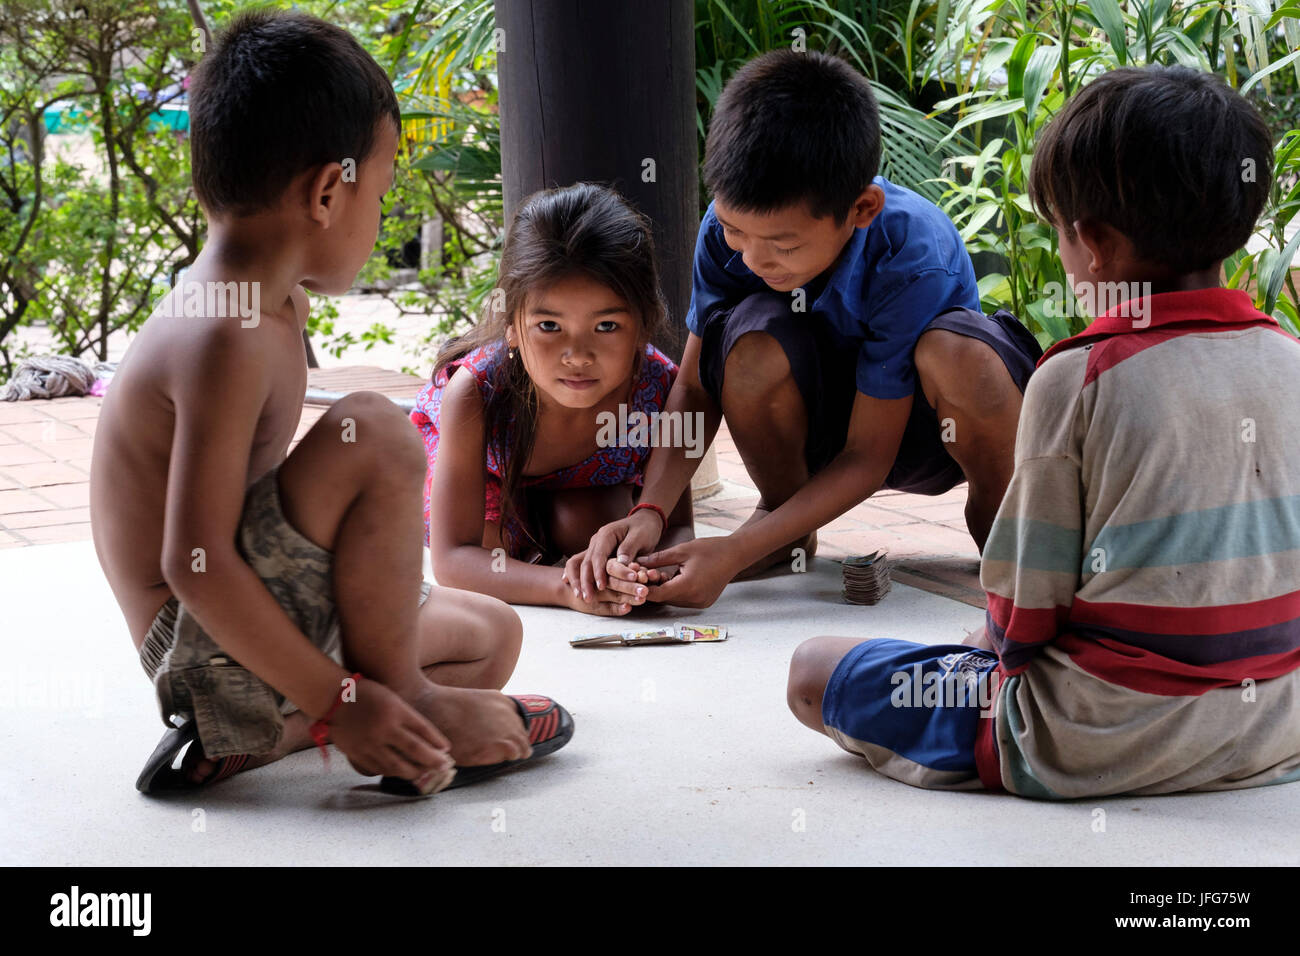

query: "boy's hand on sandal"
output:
328 680 454 781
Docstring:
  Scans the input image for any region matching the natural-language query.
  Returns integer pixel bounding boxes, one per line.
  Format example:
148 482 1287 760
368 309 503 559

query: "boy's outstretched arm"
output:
161 330 358 720
642 390 911 607
577 332 721 595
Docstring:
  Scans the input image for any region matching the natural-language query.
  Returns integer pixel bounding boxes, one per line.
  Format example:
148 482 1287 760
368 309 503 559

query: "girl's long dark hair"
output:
434 182 668 551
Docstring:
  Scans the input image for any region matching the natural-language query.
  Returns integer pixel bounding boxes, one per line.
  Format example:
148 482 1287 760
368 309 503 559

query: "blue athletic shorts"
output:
821 638 1000 790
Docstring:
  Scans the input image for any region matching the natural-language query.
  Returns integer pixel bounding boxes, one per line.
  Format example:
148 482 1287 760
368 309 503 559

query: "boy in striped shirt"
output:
787 65 1300 797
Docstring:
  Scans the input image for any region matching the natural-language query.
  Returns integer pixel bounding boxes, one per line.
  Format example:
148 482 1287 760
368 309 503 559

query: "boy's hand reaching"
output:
328 679 454 781
640 537 741 609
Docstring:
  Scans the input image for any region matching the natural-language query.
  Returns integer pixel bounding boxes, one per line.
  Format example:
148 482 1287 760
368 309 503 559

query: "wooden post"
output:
494 0 697 362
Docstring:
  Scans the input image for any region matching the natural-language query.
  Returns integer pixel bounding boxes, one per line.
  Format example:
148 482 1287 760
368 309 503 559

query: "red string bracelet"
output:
309 672 362 768
628 502 667 533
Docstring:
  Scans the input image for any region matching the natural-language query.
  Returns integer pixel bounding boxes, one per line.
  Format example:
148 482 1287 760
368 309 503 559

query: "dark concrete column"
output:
495 0 697 360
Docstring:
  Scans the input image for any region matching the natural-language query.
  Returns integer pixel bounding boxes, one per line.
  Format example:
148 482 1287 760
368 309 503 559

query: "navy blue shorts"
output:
821 638 1000 789
696 293 1042 494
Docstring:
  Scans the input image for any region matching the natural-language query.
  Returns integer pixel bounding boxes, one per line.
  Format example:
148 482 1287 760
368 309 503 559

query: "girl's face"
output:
510 273 643 410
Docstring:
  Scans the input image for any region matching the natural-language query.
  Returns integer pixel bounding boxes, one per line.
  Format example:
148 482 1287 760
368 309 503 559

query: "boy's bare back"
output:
90 278 310 646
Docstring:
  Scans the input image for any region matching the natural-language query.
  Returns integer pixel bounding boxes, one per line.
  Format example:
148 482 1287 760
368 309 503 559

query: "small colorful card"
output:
570 623 731 647
677 624 728 643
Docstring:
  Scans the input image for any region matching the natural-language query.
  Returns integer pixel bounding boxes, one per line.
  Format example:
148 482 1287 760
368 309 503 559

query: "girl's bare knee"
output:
546 506 592 558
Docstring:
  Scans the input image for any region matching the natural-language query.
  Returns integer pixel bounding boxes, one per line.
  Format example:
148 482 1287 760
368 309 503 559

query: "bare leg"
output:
187 392 528 781
276 392 430 687
185 587 524 782
787 636 872 734
417 586 522 689
720 332 818 576
263 394 529 767
194 587 525 780
914 330 1022 552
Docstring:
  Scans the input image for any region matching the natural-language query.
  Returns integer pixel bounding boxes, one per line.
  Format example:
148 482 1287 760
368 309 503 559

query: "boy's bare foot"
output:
399 682 532 767
733 504 818 579
184 710 316 785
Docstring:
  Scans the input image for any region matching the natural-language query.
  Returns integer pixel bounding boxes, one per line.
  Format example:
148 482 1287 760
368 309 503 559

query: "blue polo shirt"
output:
684 176 980 400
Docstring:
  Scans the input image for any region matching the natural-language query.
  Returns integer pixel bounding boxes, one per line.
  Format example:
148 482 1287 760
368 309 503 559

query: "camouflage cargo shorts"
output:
138 464 432 758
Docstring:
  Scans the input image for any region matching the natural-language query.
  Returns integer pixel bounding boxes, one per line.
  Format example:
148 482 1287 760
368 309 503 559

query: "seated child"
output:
574 50 1042 609
89 9 571 796
414 182 694 616
787 65 1300 797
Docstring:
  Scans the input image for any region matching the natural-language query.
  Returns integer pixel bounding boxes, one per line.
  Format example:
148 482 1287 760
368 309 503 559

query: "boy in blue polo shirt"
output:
569 49 1040 609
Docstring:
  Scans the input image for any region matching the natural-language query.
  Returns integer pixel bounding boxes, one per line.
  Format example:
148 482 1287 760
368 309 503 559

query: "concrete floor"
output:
3 539 1299 866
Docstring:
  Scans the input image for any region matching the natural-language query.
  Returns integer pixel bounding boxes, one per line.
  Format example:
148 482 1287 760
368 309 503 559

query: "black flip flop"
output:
380 694 574 796
135 716 252 793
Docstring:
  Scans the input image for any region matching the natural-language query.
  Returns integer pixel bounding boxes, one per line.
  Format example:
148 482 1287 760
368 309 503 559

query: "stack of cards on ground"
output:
841 551 892 605
570 624 729 647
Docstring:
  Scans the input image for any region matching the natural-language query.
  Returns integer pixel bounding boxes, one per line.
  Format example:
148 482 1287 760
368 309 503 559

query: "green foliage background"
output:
1 0 1297 378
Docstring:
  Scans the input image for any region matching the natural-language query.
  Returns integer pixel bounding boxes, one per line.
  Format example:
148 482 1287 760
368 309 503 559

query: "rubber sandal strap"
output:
207 753 251 783
512 694 561 745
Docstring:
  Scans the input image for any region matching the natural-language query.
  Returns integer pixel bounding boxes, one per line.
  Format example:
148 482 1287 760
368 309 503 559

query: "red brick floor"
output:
0 396 99 548
0 367 985 607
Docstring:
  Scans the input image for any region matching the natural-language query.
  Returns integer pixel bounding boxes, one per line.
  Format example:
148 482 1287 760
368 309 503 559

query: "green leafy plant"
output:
695 0 963 204
912 0 1300 344
5 0 1297 376
0 0 201 374
1225 128 1300 334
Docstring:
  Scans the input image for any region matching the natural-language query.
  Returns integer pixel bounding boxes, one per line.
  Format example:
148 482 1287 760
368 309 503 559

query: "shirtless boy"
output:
90 10 571 794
